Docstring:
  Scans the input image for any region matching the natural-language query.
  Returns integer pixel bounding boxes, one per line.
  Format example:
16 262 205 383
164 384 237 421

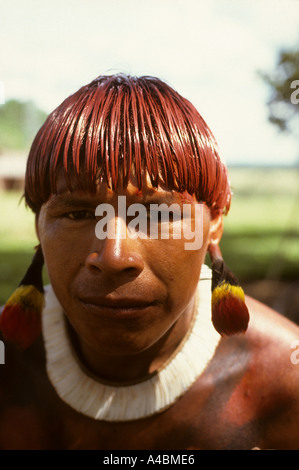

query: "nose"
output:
85 216 145 277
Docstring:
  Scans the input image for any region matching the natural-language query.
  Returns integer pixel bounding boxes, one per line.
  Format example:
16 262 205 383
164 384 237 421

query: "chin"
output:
85 330 160 357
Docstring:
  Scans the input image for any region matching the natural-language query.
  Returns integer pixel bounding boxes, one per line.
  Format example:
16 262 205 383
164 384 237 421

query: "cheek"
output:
37 219 91 288
146 224 209 302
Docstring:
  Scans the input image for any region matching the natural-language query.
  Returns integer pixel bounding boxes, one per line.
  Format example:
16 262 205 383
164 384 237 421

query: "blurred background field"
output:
221 166 299 324
1 165 299 323
222 166 299 280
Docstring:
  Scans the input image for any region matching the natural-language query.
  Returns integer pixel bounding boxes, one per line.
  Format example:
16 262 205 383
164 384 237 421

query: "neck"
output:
68 297 196 384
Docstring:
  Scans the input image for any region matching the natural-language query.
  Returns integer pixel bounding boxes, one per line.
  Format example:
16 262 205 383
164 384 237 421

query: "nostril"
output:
124 266 139 275
85 246 145 277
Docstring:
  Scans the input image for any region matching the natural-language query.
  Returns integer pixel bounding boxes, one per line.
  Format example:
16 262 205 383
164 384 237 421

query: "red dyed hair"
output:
24 74 231 214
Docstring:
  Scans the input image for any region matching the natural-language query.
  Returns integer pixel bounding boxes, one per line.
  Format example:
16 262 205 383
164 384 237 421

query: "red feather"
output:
212 294 249 336
0 285 43 350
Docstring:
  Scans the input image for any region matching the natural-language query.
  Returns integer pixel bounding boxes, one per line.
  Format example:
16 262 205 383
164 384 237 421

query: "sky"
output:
1 0 299 166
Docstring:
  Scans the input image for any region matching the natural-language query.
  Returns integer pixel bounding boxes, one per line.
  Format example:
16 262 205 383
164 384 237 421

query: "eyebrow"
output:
142 192 196 206
45 190 194 211
45 194 100 210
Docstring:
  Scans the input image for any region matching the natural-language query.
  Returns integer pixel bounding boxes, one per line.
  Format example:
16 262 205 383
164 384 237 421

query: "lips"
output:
78 295 157 311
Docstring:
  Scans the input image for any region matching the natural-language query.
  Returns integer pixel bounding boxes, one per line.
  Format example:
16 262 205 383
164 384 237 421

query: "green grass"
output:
0 191 37 249
220 167 299 280
0 191 41 304
0 167 299 305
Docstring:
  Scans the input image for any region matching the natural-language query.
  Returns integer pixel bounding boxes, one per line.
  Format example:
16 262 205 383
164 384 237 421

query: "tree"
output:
0 99 47 153
259 46 299 135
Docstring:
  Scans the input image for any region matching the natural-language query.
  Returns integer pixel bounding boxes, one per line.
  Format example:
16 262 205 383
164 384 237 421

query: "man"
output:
0 74 299 450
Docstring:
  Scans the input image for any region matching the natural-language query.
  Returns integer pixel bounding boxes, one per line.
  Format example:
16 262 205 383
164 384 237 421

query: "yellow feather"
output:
212 282 245 304
6 285 44 311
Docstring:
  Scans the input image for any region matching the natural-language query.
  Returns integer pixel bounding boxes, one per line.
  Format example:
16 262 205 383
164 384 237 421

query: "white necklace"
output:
42 265 220 422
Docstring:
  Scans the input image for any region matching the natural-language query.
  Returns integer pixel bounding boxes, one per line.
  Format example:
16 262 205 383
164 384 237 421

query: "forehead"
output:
51 170 197 205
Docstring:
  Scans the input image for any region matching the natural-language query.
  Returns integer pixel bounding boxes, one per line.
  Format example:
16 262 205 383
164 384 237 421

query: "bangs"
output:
25 74 231 214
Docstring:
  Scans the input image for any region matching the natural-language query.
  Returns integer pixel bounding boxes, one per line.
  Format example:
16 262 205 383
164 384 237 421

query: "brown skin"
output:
1 300 299 450
1 181 299 450
36 177 216 382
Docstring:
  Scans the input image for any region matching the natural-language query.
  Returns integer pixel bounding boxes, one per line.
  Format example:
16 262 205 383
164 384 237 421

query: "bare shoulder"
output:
245 294 299 381
245 294 299 358
244 295 299 449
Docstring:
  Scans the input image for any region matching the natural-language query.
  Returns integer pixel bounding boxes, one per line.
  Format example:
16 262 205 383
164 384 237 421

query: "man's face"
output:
37 174 216 359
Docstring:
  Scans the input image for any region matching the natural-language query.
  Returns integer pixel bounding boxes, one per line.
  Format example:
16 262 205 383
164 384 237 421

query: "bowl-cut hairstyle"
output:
24 74 231 214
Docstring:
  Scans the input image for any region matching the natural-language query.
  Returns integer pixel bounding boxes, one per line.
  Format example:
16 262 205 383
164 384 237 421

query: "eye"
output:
65 210 95 220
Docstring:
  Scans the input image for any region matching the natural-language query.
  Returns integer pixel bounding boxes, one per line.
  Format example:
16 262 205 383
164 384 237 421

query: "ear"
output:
208 210 223 246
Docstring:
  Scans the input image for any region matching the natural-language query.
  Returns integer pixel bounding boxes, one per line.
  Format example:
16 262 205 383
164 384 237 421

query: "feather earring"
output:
0 245 44 349
208 243 249 336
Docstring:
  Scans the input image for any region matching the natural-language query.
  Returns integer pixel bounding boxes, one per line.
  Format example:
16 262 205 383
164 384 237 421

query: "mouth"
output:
78 296 158 316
